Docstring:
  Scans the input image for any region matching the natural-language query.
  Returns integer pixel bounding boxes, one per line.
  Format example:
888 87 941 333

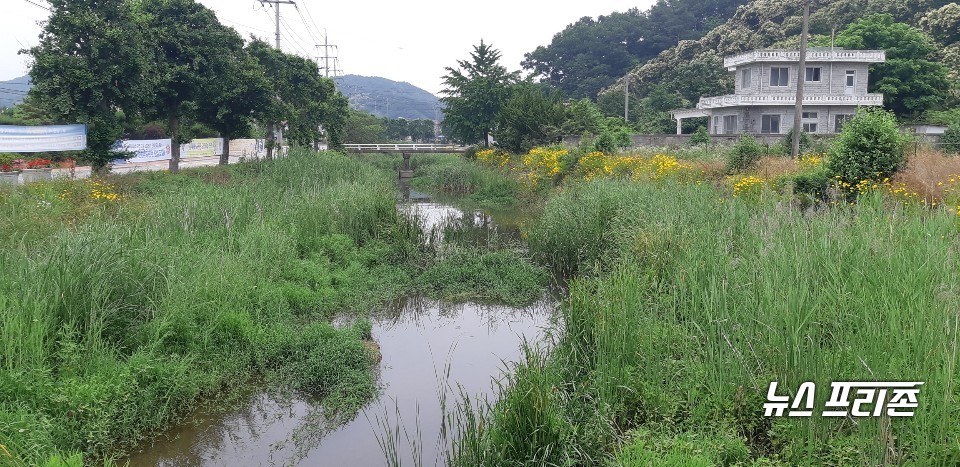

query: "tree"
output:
522 0 748 99
561 99 605 136
139 0 241 172
919 3 960 45
828 108 906 184
408 120 436 143
441 41 519 146
200 42 270 165
831 14 950 118
494 83 567 153
247 40 346 155
344 109 387 143
28 0 152 172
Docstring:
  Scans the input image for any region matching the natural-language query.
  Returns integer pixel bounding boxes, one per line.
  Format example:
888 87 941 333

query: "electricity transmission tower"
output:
259 0 295 49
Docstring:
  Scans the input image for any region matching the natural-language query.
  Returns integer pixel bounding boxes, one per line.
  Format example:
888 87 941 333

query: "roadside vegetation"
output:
0 150 549 465
437 108 960 465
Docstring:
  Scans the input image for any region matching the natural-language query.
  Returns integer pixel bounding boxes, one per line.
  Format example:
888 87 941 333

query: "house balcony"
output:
724 49 886 69
697 93 884 109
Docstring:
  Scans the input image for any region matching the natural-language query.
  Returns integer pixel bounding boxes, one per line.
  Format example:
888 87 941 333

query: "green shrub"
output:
725 135 765 173
689 127 710 146
943 124 960 154
792 168 831 201
593 127 632 154
782 128 812 154
827 108 907 183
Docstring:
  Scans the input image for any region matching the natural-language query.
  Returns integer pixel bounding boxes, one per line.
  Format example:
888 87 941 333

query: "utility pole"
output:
791 0 810 159
624 74 630 123
316 33 338 78
259 0 295 49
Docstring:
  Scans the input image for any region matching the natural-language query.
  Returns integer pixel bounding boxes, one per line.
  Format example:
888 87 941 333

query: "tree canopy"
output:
522 0 749 99
27 0 349 170
28 0 152 171
829 13 950 117
441 41 519 146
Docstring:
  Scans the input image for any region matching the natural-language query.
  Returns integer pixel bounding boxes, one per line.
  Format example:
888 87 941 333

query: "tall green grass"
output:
453 179 960 465
0 151 421 464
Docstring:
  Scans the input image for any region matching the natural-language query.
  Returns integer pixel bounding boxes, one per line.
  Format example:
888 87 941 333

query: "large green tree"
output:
831 13 950 118
523 0 748 99
139 0 242 172
247 40 346 156
344 109 386 143
28 0 152 171
441 41 519 146
199 41 270 165
494 83 568 153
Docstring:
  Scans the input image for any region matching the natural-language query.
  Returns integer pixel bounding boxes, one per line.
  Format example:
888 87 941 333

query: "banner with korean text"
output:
0 124 87 153
180 138 224 159
113 139 172 163
228 139 267 159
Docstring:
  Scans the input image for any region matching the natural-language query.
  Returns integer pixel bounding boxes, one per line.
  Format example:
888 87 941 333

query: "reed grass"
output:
452 178 960 465
0 150 422 464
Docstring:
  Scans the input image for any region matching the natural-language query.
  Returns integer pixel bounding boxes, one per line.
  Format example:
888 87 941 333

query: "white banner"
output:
113 139 172 163
0 124 87 152
229 139 267 158
181 138 224 158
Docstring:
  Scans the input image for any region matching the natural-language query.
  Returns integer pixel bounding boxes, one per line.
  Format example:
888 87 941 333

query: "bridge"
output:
341 143 469 178
341 143 468 154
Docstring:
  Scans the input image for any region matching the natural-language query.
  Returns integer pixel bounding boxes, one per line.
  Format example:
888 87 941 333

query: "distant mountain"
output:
336 75 441 121
0 75 31 109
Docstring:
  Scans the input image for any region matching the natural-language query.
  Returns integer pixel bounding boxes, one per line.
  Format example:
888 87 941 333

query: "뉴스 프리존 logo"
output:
764 381 923 417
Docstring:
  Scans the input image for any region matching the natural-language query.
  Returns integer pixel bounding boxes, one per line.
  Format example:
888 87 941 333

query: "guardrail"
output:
724 49 886 68
697 93 884 109
342 144 466 152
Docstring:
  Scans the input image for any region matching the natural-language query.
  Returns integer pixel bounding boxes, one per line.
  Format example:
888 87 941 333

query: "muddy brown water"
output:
124 188 556 466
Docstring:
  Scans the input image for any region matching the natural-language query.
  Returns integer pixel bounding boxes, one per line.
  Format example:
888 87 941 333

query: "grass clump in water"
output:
416 248 549 307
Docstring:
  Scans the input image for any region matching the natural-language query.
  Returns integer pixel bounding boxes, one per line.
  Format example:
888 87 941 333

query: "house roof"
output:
724 48 885 70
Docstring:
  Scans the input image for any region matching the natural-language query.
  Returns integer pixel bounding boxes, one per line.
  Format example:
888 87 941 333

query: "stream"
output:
124 184 555 466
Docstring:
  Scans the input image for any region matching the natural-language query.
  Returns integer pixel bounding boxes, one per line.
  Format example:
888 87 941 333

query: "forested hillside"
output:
597 0 960 128
337 74 441 121
522 0 751 100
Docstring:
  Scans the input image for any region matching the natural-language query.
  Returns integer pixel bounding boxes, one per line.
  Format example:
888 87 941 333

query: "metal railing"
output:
697 93 884 109
724 49 886 68
341 143 465 152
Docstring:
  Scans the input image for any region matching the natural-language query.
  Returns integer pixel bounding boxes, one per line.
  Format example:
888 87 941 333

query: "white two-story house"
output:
671 48 886 136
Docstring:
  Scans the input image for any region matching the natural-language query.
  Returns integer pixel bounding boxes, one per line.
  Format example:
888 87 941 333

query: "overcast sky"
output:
1 0 654 95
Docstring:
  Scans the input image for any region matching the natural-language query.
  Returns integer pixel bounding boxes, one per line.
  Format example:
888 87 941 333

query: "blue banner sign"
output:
0 124 87 152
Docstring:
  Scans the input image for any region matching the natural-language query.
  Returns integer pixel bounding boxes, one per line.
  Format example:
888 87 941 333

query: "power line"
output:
22 0 50 11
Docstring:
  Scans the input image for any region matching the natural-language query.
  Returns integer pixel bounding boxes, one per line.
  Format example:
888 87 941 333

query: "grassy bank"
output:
442 153 960 464
0 151 423 464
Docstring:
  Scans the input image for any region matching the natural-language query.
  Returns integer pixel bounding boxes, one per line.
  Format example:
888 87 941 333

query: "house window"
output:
761 115 781 134
835 114 853 132
805 67 822 82
723 115 738 135
801 111 819 133
770 67 789 87
845 71 856 87
741 69 752 89
713 116 720 134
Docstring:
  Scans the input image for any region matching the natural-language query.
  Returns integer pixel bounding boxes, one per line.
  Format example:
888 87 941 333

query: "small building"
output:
671 48 886 136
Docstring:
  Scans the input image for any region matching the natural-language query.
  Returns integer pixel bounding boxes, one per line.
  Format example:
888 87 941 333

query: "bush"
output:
689 127 711 146
943 124 960 154
792 168 831 201
725 135 765 173
593 127 631 154
782 128 812 155
827 108 906 183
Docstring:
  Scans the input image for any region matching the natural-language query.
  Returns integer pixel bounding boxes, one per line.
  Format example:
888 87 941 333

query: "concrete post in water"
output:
399 152 413 179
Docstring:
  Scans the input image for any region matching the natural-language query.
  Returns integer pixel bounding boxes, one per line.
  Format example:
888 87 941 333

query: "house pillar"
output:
676 118 683 135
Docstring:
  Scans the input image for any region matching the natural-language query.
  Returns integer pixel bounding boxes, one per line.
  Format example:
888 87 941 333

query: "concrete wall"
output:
563 131 943 149
735 62 871 96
